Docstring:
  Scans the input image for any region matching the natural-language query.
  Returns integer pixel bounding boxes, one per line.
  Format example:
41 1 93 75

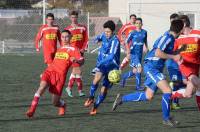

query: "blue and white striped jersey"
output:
94 33 120 67
144 31 175 69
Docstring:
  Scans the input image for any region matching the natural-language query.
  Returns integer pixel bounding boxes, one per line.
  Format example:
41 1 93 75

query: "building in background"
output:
109 0 200 48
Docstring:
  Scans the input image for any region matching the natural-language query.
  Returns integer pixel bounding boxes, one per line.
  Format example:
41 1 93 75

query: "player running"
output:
64 11 88 97
112 19 184 127
35 13 61 66
84 20 120 115
120 18 148 90
26 30 84 118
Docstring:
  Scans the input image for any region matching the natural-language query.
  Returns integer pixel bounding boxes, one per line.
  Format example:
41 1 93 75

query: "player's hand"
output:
70 57 76 62
172 54 183 64
36 48 40 52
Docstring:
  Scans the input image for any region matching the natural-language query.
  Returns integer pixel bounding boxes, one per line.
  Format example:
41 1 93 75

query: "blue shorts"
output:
95 63 118 89
143 63 166 92
130 54 142 68
167 68 184 81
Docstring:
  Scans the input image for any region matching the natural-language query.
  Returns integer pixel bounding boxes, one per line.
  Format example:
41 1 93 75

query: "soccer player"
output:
112 19 184 127
35 13 61 66
64 10 88 97
171 15 200 111
118 14 137 70
84 20 120 115
165 13 186 110
120 18 148 90
26 30 84 118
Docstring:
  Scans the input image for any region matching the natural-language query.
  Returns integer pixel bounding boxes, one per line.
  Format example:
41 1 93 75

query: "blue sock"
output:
162 93 171 120
122 70 134 79
122 92 147 102
94 93 107 108
136 73 141 89
89 83 98 97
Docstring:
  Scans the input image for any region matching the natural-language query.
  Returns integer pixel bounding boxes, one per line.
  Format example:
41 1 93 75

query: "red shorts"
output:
41 69 66 96
44 52 55 65
179 61 200 78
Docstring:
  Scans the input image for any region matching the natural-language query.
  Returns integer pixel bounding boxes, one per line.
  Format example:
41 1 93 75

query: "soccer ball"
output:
108 70 121 83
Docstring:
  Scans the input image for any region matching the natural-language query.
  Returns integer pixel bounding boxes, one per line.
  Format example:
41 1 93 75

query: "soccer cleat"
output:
90 107 97 115
171 103 181 110
79 91 86 97
84 98 94 107
26 107 35 118
66 88 73 97
58 104 66 116
112 93 122 111
163 117 179 127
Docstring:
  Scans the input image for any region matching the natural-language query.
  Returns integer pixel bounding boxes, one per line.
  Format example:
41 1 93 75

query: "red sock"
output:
29 94 40 113
76 77 83 91
120 57 129 70
67 74 76 90
171 89 185 99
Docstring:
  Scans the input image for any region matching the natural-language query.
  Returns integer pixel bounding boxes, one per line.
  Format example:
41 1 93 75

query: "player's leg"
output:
66 72 76 97
112 87 154 111
120 68 135 87
52 94 66 116
26 80 48 117
157 79 179 127
74 66 85 96
84 71 102 107
196 89 200 111
135 64 143 90
120 56 130 70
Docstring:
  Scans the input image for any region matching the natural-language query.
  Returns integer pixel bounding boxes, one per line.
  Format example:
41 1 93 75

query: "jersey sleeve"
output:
94 33 104 43
35 25 44 50
81 26 88 50
118 25 126 42
125 31 133 44
98 39 119 66
156 36 172 51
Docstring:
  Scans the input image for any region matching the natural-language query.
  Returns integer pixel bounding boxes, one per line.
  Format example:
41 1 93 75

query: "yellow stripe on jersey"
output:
45 34 56 40
55 52 69 60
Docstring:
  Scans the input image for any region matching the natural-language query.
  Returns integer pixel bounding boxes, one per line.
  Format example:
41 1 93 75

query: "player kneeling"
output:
26 30 84 118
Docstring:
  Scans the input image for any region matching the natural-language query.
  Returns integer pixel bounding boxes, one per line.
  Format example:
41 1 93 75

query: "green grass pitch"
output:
0 53 200 132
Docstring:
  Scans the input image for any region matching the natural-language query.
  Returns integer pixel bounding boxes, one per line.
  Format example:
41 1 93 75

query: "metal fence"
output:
0 9 122 54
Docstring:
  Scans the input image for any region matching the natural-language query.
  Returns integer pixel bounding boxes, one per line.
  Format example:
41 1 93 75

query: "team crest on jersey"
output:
55 52 69 60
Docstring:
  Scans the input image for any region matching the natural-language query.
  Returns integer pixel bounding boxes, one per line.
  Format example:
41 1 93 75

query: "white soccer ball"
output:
108 70 121 83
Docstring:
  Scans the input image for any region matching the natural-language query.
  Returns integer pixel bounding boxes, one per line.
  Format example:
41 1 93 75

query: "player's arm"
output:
125 32 133 58
35 26 43 52
70 49 84 65
143 31 149 53
57 28 62 46
97 39 119 66
94 33 104 45
118 25 126 42
80 26 88 53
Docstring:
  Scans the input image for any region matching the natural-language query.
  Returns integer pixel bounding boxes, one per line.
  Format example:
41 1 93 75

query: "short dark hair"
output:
61 29 72 36
46 13 54 19
130 14 137 19
70 10 78 16
179 15 190 27
170 13 179 20
103 20 115 32
170 19 184 33
136 17 143 23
